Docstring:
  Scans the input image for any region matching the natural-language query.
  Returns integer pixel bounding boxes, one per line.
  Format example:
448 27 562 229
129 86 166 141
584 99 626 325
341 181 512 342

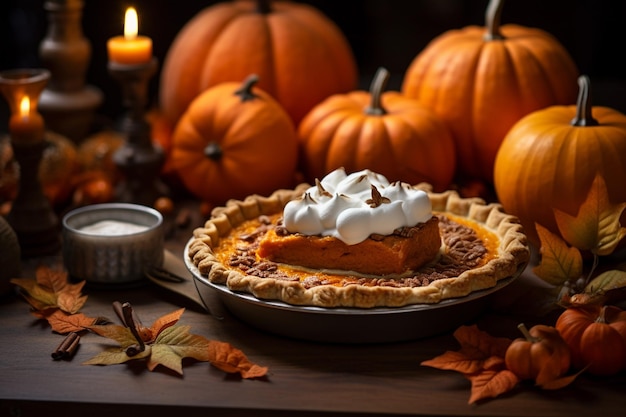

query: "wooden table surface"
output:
1 205 625 417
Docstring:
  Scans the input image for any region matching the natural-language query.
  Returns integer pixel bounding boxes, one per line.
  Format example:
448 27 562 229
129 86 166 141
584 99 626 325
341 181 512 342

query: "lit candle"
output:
9 95 45 145
107 7 153 65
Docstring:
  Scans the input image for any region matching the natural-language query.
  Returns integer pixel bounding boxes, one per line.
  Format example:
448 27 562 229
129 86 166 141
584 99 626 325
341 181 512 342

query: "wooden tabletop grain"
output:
1 205 625 417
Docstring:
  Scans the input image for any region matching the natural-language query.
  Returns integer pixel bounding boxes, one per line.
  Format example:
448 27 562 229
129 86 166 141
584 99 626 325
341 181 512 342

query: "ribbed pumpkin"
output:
299 68 456 191
170 74 298 205
401 0 579 183
555 305 626 375
494 75 626 245
159 0 357 127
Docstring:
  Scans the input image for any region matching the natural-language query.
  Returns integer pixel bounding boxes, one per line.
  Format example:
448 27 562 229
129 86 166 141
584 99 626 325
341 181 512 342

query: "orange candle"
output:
107 7 152 65
9 95 45 145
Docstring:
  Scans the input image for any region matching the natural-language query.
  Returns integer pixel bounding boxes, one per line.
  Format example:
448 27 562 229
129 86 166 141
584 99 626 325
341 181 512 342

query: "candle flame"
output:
124 7 139 40
19 96 30 117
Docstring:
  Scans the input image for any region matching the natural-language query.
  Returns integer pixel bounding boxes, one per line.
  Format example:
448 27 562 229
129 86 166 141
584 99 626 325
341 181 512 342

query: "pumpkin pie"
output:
187 169 530 308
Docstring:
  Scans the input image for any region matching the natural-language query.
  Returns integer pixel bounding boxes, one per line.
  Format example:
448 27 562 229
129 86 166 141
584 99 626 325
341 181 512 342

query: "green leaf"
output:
147 325 212 374
585 269 626 295
533 223 583 286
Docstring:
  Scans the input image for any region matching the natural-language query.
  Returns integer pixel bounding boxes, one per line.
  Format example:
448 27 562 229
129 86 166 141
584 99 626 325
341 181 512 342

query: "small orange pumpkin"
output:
160 0 358 127
170 74 299 205
298 67 456 191
0 132 79 207
555 305 626 376
402 0 578 183
494 75 626 245
504 323 571 385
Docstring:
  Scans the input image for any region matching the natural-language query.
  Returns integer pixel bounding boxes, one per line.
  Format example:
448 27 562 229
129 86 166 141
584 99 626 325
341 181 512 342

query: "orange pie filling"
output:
211 212 499 290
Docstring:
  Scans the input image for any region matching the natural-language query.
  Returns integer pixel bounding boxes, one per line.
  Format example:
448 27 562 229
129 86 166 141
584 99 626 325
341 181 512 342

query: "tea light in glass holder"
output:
62 203 164 286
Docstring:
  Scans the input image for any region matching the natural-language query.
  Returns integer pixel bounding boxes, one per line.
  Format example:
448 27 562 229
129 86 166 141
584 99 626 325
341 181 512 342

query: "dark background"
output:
1 0 626 133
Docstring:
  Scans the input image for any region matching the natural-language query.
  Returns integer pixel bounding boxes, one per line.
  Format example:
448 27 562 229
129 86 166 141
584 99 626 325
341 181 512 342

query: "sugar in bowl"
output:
62 203 164 286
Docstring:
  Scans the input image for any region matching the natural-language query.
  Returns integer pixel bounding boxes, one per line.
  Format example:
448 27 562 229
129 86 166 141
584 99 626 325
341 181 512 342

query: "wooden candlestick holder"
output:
0 68 60 257
108 58 167 206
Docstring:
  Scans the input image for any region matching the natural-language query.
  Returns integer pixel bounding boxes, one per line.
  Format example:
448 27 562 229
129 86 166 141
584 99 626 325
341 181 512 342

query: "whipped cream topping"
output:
283 168 433 245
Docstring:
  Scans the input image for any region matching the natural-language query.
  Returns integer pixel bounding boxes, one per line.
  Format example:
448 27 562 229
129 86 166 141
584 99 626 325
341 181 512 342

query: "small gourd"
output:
504 323 571 386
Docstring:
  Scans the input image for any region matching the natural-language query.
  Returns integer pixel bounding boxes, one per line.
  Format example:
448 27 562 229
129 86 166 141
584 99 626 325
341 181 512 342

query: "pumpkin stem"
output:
517 323 540 343
204 142 223 161
365 67 389 116
596 305 609 324
255 0 272 14
484 0 505 41
571 75 599 127
234 74 260 102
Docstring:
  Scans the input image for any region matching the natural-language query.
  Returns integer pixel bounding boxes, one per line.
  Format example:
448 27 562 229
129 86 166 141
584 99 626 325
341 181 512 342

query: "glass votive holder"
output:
62 203 163 286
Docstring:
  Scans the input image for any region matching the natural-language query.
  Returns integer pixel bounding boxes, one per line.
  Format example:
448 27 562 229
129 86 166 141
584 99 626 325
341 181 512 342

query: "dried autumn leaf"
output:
554 174 626 256
89 323 140 347
86 307 213 376
533 223 583 286
208 340 269 379
145 307 185 343
421 326 511 375
83 344 152 366
147 325 212 374
454 325 512 359
466 369 519 405
32 309 98 334
10 265 87 314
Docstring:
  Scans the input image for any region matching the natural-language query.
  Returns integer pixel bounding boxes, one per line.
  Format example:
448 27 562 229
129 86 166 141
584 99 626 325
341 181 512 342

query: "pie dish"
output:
187 180 530 309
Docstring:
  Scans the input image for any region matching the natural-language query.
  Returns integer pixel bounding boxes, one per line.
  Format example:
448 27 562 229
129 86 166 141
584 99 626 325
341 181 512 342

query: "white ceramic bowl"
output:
62 203 163 286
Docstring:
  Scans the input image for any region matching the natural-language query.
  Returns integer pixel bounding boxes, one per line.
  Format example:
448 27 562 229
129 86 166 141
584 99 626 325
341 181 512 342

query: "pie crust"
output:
187 184 530 308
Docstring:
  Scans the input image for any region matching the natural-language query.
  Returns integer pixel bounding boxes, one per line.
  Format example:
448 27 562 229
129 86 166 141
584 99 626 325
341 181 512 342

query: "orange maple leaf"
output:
422 325 519 404
208 340 269 379
466 369 519 405
422 325 512 374
32 309 98 334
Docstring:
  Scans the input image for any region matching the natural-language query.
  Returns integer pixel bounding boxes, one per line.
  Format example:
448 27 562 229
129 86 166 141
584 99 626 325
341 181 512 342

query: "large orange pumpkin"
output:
159 0 358 127
401 0 579 183
299 67 456 191
170 74 299 205
494 75 626 245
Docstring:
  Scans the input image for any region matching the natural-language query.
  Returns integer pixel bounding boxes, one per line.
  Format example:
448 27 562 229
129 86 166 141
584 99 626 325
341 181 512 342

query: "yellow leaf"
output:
554 174 626 255
83 345 151 366
89 324 139 348
533 223 583 286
